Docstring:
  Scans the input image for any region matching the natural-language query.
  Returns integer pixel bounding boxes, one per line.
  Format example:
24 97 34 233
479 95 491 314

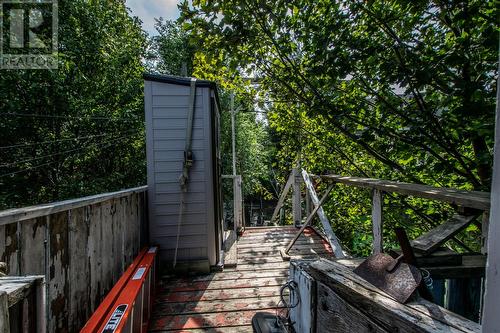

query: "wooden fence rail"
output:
0 186 148 332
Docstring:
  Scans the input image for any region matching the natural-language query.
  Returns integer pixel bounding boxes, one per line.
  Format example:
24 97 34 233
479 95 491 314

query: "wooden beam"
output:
411 214 477 255
0 186 147 225
301 170 345 258
372 189 383 254
318 175 490 210
307 259 480 333
284 184 334 255
269 173 294 224
292 168 302 227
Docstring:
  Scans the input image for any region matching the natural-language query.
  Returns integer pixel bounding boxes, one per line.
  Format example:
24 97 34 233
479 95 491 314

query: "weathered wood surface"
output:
302 170 345 258
269 172 294 224
0 275 45 333
333 255 486 279
0 188 147 332
285 184 334 254
307 259 480 333
293 168 302 226
223 230 238 267
319 175 490 210
372 189 383 254
411 214 477 255
0 186 147 225
150 226 330 331
290 261 316 333
316 281 387 333
0 291 9 333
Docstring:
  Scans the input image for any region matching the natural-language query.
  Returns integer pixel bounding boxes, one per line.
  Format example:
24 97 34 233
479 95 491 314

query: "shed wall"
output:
145 80 215 265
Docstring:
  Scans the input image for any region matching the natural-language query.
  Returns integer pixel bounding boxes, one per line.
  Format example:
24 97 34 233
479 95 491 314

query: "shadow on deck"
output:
148 226 333 332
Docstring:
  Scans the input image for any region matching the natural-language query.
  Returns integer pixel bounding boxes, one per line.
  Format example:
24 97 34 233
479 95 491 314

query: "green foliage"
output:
181 0 498 254
147 19 195 75
0 0 146 209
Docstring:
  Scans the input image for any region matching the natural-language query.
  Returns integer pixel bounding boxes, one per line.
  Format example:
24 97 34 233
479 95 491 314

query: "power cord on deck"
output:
275 281 300 332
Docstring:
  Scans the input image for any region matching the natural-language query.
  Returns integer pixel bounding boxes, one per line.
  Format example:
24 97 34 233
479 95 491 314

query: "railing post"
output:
292 168 302 227
233 175 243 233
481 211 489 254
372 189 383 254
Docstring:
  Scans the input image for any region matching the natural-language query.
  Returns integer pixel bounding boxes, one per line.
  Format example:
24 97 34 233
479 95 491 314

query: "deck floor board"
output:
149 226 333 332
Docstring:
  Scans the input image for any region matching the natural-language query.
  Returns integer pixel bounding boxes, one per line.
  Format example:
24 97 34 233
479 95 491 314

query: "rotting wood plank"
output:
163 277 287 292
149 326 254 333
316 281 388 333
162 269 288 282
152 296 282 316
319 175 490 210
155 286 284 303
411 214 477 255
149 309 272 331
234 262 291 271
237 237 327 247
150 227 296 332
307 259 480 333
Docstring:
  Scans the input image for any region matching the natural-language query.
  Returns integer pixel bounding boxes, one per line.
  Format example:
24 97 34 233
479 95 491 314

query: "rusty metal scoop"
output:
353 253 422 303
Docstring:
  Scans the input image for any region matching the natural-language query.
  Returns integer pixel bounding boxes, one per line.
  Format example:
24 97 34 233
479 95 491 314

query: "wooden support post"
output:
483 69 500 332
305 188 312 216
372 189 383 254
270 173 294 224
284 184 334 255
481 211 489 254
233 176 243 233
292 168 302 227
0 291 9 333
301 170 345 258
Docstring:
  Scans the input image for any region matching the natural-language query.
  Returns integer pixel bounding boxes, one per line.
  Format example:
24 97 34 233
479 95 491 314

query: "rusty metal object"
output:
395 227 434 302
354 253 422 303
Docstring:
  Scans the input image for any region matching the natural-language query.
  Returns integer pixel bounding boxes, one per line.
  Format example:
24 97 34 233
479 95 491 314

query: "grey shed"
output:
144 74 223 271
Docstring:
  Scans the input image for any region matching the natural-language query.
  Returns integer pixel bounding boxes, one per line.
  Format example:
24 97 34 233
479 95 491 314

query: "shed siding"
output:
146 80 215 265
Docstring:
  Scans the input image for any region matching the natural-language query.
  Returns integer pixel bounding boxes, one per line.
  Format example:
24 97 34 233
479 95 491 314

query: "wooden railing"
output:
316 174 490 255
275 169 490 260
0 186 148 332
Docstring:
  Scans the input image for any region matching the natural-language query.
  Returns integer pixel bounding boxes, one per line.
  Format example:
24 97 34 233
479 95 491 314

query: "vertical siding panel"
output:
112 198 124 280
101 200 114 293
3 222 19 275
47 211 69 332
88 203 103 311
68 207 90 331
20 217 46 275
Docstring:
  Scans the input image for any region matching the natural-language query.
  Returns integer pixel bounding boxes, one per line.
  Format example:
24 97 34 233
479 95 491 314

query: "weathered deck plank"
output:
149 226 332 331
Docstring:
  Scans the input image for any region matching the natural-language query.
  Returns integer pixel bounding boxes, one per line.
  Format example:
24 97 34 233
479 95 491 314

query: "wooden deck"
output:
149 226 334 332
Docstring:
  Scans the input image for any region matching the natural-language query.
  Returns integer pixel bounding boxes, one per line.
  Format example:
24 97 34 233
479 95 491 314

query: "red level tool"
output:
81 247 158 333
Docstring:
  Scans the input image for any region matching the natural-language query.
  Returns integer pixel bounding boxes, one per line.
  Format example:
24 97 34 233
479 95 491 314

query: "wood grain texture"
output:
319 175 490 210
0 189 147 332
371 189 383 254
302 170 345 258
0 186 147 226
316 281 387 333
269 172 294 224
307 259 480 333
411 214 477 254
